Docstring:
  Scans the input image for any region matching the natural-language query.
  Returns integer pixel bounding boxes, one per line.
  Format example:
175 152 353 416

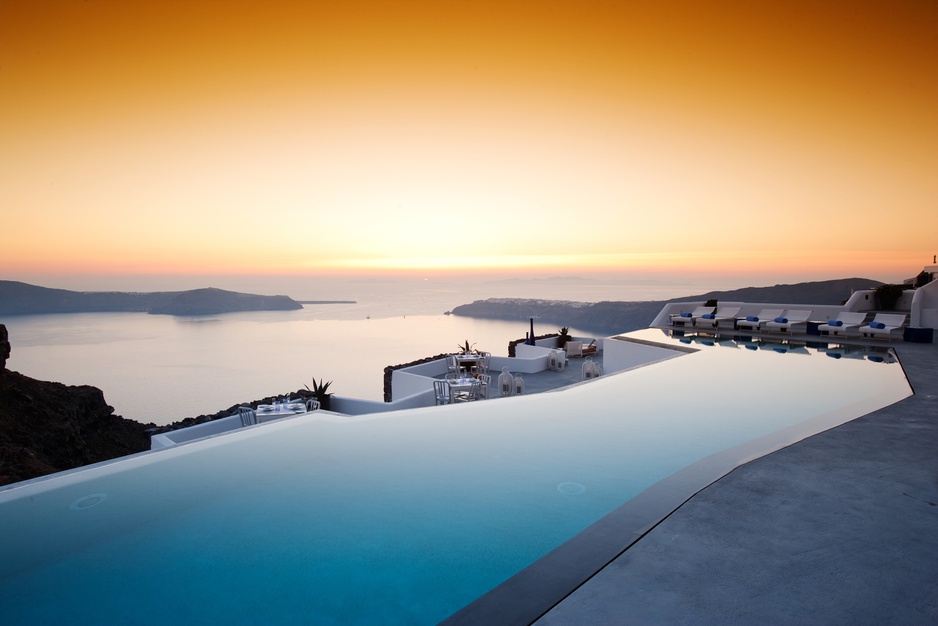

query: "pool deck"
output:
532 339 938 624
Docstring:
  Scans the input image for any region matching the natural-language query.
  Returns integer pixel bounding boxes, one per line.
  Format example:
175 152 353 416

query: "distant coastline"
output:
0 280 305 316
451 277 883 334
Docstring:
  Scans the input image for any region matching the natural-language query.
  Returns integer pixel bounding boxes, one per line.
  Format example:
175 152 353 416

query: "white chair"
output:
860 313 907 339
565 341 583 358
764 310 812 334
476 374 491 399
305 398 320 411
736 309 784 332
237 406 256 427
433 379 452 405
818 311 867 337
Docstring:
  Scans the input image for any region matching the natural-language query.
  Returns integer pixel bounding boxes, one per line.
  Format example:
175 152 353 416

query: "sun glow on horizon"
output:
2 1 936 284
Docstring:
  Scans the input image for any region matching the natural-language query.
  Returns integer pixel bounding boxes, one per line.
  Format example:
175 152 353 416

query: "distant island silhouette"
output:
0 280 316 316
451 277 883 334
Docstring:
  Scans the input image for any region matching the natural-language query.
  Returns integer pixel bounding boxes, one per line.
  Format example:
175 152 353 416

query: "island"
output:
450 278 883 334
0 281 305 316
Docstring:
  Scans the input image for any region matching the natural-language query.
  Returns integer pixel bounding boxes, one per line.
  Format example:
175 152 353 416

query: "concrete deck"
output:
533 340 938 624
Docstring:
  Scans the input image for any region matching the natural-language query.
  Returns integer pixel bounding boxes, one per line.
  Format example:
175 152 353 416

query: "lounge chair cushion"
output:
701 313 715 319
680 312 692 318
746 315 759 322
774 317 788 323
870 321 886 329
828 319 843 326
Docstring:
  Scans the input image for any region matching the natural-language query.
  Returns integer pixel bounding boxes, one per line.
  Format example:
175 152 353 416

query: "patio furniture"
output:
305 398 320 411
694 306 741 330
736 308 784 332
433 379 452 405
237 406 256 427
764 310 812 334
476 374 491 399
565 341 583 358
818 312 868 337
669 305 715 327
256 401 307 423
454 353 484 375
859 313 907 339
449 377 482 402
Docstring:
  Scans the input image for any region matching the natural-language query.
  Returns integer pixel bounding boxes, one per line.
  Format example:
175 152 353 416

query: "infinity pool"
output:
0 330 911 624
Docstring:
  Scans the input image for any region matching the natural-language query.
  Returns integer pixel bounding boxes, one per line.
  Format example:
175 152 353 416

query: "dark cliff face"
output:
0 369 153 487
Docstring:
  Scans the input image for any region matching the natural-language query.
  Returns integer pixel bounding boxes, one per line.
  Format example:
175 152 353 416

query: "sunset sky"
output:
2 0 936 290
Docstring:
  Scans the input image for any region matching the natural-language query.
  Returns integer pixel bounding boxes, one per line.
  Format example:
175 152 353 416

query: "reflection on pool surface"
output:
0 329 912 625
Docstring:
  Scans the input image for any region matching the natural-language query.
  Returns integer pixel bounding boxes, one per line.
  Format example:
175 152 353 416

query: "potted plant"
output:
305 377 333 411
874 284 904 311
557 327 572 349
456 339 478 355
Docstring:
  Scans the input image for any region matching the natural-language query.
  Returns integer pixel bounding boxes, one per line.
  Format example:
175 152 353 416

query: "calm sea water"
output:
2 278 715 426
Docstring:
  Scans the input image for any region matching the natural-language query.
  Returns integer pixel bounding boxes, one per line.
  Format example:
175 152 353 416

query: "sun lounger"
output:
818 311 867 337
859 313 907 339
764 309 812 334
736 308 784 332
694 306 741 330
669 305 715 327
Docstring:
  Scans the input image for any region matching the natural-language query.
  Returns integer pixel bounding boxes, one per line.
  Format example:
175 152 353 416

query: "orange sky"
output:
2 0 936 288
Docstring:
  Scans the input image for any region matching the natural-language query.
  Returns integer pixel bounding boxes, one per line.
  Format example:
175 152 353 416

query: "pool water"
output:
0 330 911 624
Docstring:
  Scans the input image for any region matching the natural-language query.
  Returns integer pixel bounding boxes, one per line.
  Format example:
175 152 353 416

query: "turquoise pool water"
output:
0 330 911 624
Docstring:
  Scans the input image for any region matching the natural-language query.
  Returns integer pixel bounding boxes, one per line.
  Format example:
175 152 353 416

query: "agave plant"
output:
305 377 333 409
557 327 572 348
456 339 477 354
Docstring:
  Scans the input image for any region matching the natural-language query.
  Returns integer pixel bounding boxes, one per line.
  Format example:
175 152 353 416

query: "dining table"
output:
453 353 480 373
255 402 307 423
446 376 482 402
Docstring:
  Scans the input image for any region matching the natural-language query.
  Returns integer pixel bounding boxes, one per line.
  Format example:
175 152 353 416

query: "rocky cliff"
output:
0 323 153 486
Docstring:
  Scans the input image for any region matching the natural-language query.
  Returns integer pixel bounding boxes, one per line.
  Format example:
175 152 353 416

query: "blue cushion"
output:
870 321 887 329
701 313 715 319
680 312 693 318
828 319 843 327
774 317 788 324
745 315 759 322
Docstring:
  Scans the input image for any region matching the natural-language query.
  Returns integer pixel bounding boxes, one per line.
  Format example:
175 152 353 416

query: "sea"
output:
2 276 724 426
